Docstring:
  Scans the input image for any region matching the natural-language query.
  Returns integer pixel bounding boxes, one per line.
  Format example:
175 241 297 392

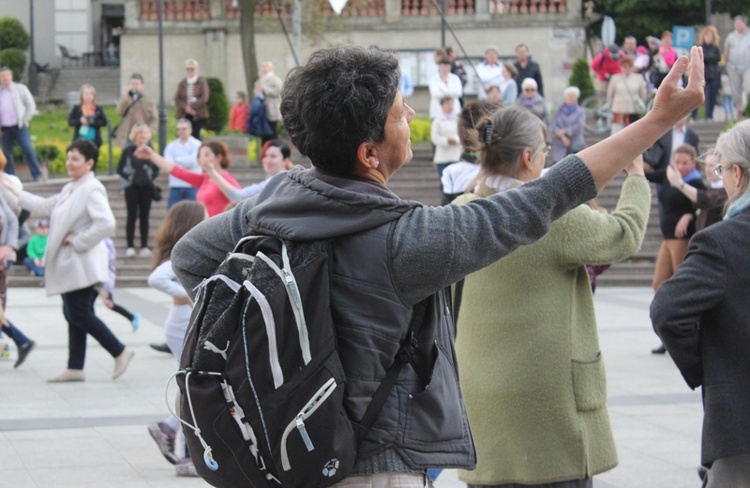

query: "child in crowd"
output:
228 91 249 133
99 235 139 332
431 96 462 189
146 201 207 478
23 218 48 277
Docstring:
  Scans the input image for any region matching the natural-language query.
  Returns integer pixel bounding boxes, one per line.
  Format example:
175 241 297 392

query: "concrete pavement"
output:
0 287 704 487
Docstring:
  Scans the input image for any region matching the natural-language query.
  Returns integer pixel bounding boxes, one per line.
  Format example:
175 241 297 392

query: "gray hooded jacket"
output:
173 156 596 474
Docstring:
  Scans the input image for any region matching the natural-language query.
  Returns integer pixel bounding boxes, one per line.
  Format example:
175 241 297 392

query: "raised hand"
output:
650 46 705 127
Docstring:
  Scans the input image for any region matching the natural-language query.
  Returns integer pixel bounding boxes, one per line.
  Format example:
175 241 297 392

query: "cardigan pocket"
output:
571 352 606 412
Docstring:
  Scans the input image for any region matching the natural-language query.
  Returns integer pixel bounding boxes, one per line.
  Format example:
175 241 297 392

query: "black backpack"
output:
174 235 423 488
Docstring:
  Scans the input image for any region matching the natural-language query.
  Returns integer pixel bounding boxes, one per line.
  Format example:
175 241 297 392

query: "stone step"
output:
46 67 121 106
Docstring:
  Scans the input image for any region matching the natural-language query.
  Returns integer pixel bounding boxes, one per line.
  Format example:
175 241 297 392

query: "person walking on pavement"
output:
2 139 134 382
115 73 157 148
0 67 43 181
174 59 209 141
0 156 35 368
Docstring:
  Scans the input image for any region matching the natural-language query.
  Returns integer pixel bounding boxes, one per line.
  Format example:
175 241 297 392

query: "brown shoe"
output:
113 348 135 379
47 369 86 383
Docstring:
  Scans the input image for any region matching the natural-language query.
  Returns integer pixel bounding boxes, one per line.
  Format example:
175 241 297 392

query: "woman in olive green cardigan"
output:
454 106 651 487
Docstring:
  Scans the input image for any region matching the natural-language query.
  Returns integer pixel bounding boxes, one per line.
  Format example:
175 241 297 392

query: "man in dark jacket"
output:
514 43 544 96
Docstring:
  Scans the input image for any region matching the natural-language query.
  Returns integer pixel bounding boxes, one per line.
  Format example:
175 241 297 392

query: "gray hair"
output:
714 119 750 213
563 86 580 100
521 77 538 90
177 118 193 129
473 105 547 180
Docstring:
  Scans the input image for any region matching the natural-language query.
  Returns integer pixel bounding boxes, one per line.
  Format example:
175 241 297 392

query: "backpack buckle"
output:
396 331 418 364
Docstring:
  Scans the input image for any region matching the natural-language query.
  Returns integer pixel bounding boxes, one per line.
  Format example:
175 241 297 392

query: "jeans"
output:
1 125 42 179
124 184 154 248
61 286 124 370
167 186 198 209
705 77 721 120
23 256 44 276
1 322 31 347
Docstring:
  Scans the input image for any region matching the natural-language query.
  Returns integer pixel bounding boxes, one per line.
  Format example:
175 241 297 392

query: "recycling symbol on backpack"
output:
322 458 340 478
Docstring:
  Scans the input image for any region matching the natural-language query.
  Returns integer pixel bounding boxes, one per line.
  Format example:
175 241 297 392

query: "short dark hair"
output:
67 139 99 164
263 139 291 160
130 73 144 81
280 46 400 175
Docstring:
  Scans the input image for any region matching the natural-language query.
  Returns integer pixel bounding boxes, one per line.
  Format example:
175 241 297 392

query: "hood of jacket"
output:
244 166 421 240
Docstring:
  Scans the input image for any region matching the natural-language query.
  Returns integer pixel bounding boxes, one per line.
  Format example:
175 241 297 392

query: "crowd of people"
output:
0 28 747 486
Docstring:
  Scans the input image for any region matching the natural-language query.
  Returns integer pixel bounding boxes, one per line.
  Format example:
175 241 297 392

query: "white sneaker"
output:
125 247 136 258
112 347 135 379
139 247 152 258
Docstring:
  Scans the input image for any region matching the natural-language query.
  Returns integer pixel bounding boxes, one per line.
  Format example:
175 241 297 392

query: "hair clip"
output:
484 123 494 145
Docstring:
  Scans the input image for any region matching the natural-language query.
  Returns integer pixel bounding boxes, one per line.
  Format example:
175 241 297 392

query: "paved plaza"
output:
0 286 703 487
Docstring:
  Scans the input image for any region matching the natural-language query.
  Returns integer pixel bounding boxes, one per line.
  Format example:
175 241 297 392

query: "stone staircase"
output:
45 67 121 106
6 120 727 289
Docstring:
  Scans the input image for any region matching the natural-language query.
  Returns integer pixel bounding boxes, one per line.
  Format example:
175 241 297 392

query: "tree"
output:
569 58 595 101
0 17 30 51
238 0 259 101
205 77 230 133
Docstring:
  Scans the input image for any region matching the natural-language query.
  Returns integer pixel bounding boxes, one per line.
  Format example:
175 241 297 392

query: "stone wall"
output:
120 0 586 114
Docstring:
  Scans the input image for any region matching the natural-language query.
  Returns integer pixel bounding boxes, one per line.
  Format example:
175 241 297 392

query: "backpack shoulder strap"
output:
355 298 429 438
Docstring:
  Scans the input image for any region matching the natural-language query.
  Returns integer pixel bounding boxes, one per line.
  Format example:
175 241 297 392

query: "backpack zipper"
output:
280 377 337 471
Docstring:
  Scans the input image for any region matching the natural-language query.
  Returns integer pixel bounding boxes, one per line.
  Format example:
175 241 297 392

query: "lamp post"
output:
28 0 37 94
441 0 446 47
156 0 167 155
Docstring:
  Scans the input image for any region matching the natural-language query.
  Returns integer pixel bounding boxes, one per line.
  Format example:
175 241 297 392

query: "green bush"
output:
247 137 260 162
205 77 229 134
744 93 750 119
569 58 595 102
0 17 30 51
35 144 60 163
409 117 432 144
0 48 26 81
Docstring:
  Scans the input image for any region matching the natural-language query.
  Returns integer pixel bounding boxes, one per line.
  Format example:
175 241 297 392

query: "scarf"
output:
518 93 542 110
81 103 95 117
559 103 578 116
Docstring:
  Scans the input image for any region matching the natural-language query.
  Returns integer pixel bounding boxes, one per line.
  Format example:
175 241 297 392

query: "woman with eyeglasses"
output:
515 77 548 124
453 106 651 488
651 119 750 487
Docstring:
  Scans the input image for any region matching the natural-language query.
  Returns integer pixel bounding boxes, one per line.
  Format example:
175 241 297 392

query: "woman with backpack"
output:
168 46 705 485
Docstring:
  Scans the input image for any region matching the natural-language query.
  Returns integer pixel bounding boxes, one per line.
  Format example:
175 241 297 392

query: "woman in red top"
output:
136 140 240 217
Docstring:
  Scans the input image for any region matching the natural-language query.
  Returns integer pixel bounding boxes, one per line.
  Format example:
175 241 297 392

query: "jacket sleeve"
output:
69 185 115 253
430 119 448 147
650 230 727 389
391 155 597 304
19 84 37 125
261 74 282 99
534 64 544 96
191 78 210 110
18 191 62 217
116 148 130 179
557 175 650 266
174 81 186 111
0 199 18 250
92 106 108 128
148 261 189 298
116 94 130 116
68 106 82 127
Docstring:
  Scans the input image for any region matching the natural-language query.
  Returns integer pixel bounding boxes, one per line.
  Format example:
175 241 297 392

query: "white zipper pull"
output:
282 269 302 309
296 416 314 452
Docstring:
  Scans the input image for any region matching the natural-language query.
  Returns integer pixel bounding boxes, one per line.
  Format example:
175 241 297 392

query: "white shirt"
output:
475 62 504 99
164 136 202 188
428 73 462 119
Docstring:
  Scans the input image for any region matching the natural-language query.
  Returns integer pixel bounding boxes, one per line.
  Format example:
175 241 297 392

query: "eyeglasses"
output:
524 88 536 92
177 127 190 131
540 145 551 157
714 163 731 176
186 67 196 71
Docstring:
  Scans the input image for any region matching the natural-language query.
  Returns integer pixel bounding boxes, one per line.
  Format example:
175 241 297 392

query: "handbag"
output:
152 183 162 202
78 125 95 141
620 76 646 114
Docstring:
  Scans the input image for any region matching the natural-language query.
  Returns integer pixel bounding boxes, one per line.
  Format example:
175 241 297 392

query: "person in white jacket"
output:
1 139 133 382
146 200 207 478
431 97 462 186
429 55 462 119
